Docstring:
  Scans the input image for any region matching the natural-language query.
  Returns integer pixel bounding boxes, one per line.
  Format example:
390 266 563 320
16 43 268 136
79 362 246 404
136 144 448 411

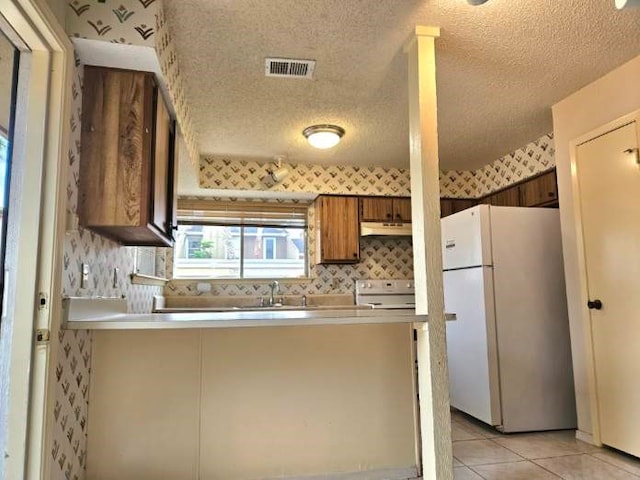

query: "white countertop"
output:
61 297 455 330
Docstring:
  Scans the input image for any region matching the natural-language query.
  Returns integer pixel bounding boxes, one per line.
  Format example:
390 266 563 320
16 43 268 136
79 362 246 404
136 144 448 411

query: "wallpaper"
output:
52 56 163 480
67 0 158 46
440 133 556 198
66 0 199 168
155 1 199 167
199 133 555 200
200 156 412 197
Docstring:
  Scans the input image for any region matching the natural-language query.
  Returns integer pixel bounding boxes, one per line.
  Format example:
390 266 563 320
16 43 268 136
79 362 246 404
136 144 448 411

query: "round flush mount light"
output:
467 0 489 5
303 124 345 149
615 0 640 8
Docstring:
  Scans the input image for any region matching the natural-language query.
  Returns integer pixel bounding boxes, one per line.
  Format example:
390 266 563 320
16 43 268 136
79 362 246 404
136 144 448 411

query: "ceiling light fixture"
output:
615 0 640 8
303 125 345 149
467 0 490 5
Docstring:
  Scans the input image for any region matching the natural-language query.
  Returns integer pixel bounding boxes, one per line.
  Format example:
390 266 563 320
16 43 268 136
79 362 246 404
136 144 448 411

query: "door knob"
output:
587 299 603 310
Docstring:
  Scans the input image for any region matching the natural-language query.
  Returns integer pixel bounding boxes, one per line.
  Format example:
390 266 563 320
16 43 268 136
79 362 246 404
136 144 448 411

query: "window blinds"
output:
177 199 309 228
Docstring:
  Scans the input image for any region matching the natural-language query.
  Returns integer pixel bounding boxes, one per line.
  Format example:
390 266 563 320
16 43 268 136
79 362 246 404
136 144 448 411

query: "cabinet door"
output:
520 170 558 207
392 198 412 222
486 186 520 207
441 198 476 218
440 199 455 218
151 90 171 237
317 196 359 263
80 67 152 229
360 197 393 222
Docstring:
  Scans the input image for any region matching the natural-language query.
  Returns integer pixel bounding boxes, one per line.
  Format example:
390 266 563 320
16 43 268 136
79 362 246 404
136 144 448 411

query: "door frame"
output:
0 1 72 479
568 109 640 447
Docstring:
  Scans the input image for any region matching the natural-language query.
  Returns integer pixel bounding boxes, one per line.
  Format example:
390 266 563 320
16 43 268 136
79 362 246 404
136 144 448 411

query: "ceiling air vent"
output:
265 58 316 79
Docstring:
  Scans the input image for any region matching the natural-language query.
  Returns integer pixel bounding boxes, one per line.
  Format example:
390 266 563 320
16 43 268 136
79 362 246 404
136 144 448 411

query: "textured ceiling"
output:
164 0 640 172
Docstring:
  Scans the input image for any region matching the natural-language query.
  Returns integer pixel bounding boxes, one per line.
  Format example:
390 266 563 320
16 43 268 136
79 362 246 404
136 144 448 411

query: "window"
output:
263 237 276 259
173 200 308 279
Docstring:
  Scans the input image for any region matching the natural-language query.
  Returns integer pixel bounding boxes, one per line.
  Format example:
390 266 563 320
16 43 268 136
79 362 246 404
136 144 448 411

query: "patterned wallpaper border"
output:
198 134 555 199
440 133 556 198
200 156 412 197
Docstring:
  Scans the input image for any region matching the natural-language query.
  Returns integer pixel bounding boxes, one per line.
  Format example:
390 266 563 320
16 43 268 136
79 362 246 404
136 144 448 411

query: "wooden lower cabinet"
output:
315 195 360 264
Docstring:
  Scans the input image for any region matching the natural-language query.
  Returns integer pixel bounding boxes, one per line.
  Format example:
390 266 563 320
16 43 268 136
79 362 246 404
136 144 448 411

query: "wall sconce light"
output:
303 124 345 149
615 0 640 8
268 156 290 183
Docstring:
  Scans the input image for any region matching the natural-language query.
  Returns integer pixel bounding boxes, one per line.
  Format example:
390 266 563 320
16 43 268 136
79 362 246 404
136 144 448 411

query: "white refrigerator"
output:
442 205 576 432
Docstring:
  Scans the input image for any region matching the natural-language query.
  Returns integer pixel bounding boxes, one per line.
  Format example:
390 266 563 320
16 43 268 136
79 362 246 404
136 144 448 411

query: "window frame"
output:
172 221 309 280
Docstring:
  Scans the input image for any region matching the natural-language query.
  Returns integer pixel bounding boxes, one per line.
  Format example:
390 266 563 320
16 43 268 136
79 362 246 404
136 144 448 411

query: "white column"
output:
405 26 453 480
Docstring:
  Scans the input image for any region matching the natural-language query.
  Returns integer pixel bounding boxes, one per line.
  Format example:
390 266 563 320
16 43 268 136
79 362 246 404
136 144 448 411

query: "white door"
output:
576 120 640 456
444 267 501 426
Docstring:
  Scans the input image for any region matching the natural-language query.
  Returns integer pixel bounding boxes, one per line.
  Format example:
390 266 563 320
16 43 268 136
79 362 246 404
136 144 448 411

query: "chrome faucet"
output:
268 280 280 306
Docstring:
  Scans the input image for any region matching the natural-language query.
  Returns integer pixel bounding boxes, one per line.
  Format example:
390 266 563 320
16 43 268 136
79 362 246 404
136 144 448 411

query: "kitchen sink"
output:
155 304 373 313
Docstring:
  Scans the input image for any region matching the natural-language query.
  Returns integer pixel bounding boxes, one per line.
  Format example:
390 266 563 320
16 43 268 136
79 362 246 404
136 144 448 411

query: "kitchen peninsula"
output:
66 296 452 480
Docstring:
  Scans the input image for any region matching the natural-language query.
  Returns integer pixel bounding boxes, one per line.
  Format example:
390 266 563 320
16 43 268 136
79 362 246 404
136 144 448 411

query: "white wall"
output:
552 53 640 438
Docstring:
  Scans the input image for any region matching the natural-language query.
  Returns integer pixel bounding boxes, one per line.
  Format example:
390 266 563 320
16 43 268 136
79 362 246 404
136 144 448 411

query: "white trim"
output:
576 429 599 446
567 109 640 449
0 0 72 479
262 466 419 480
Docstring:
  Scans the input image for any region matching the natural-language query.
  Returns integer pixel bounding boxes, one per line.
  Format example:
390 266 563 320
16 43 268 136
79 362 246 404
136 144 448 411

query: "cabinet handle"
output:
386 213 392 218
353 252 358 258
548 192 554 197
145 128 149 134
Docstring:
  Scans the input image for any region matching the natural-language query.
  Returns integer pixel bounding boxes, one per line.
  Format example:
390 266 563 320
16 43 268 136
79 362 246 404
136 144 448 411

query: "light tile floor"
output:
450 409 640 479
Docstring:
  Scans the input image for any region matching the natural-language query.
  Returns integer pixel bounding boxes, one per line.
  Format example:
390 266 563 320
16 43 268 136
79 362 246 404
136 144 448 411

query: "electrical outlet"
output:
81 263 90 289
332 278 340 289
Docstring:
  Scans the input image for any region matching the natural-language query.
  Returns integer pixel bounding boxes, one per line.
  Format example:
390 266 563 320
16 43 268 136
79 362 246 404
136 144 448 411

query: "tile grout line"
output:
583 453 640 479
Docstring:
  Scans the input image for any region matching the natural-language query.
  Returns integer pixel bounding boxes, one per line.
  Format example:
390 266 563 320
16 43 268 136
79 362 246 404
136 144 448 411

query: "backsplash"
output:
165 236 414 297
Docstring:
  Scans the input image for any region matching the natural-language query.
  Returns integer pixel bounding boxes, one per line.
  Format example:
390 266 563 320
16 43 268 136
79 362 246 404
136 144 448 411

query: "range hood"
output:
360 221 412 237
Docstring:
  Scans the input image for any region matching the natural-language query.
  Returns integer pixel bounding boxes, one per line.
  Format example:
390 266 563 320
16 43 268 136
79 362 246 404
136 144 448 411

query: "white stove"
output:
355 279 416 309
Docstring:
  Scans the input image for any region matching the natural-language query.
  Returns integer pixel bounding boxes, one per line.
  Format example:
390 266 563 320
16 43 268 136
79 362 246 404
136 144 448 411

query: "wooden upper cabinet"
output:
440 198 476 218
485 185 521 207
392 198 412 222
520 170 558 207
359 197 411 223
315 195 360 264
360 197 394 222
79 66 175 246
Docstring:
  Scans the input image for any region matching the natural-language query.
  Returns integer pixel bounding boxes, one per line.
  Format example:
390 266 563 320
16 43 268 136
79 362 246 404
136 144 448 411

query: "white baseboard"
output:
263 466 419 480
575 430 597 446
